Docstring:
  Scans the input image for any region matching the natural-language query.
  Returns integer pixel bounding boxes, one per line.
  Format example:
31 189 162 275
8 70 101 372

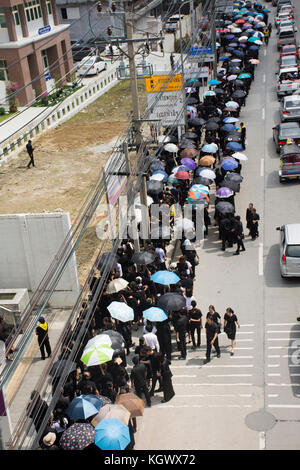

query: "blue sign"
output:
45 73 51 81
38 25 51 35
188 46 213 56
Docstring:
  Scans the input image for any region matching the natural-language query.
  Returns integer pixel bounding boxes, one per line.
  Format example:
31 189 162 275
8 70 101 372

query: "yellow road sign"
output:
145 73 183 93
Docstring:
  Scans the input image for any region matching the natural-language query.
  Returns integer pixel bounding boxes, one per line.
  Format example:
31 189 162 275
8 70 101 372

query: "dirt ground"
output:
0 79 146 284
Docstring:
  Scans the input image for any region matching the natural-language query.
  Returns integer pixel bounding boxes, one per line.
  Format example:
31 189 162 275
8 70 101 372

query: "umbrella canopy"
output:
164 143 178 153
188 190 209 204
168 175 178 184
215 201 235 214
172 165 190 173
131 250 155 265
215 187 234 198
232 151 248 161
238 73 251 79
182 132 198 139
202 143 218 153
227 74 238 81
186 96 198 105
92 404 130 427
195 176 213 186
188 117 206 127
180 148 198 158
82 394 104 411
115 392 145 418
106 278 129 294
66 396 99 420
175 170 191 180
81 344 114 367
197 168 216 179
223 116 239 123
231 90 246 98
199 155 215 166
208 79 220 85
190 183 209 195
205 121 219 131
181 158 197 170
60 423 96 450
90 330 125 352
221 123 235 133
150 161 165 172
151 270 181 285
147 180 163 195
94 418 130 451
226 141 243 151
150 171 168 182
221 157 239 171
204 90 216 97
107 302 134 322
225 100 239 108
157 135 171 144
157 293 186 312
143 306 168 322
225 172 243 183
179 140 197 149
134 195 154 207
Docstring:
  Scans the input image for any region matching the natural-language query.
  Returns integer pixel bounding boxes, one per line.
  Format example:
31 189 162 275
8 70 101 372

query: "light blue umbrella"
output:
237 73 251 79
223 117 239 123
66 396 99 420
143 306 168 322
82 394 104 411
204 90 216 97
219 56 230 61
151 270 181 285
107 301 134 322
208 79 220 85
202 143 218 154
95 418 130 450
248 36 257 43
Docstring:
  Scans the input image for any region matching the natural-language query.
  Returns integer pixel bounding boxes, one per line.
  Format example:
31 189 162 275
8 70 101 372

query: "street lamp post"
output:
178 0 193 129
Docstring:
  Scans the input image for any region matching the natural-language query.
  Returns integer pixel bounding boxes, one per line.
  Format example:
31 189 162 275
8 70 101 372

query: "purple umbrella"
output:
181 158 197 170
225 35 235 40
216 187 234 198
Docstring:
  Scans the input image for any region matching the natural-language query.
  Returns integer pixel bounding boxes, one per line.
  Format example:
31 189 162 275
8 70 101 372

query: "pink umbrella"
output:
175 171 191 180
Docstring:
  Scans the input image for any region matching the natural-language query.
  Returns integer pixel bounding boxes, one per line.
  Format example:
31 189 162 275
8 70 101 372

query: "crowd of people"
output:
22 0 268 451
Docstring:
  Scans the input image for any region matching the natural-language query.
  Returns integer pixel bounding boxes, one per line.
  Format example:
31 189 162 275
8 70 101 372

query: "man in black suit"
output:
232 215 246 255
26 140 35 168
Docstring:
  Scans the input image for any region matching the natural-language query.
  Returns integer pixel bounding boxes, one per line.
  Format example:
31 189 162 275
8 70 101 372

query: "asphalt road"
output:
135 0 300 450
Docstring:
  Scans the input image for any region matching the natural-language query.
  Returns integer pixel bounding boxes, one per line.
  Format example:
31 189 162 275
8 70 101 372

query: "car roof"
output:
281 55 296 59
284 94 300 101
285 224 300 244
282 44 296 49
280 121 300 127
279 66 298 73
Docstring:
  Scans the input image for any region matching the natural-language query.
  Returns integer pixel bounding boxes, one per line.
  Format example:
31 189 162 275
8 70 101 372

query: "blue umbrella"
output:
221 158 239 171
95 418 130 450
221 123 235 133
82 394 104 411
208 79 220 85
66 396 99 420
150 162 165 172
249 45 259 51
152 170 168 182
232 49 244 57
225 35 235 40
143 306 168 322
227 141 243 151
219 56 230 61
202 143 218 153
248 36 257 43
238 73 251 79
151 270 181 285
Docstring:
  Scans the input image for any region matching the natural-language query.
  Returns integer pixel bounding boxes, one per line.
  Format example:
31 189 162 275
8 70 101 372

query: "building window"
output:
41 50 49 69
0 60 9 81
0 7 7 28
61 7 67 19
24 1 42 22
12 6 20 26
46 0 52 15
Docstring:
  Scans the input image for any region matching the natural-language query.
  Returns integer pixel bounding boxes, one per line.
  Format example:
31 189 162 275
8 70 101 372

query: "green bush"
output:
0 107 5 115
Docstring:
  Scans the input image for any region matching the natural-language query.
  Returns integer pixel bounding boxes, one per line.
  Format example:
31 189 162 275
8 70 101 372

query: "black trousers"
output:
236 238 245 253
150 371 162 393
38 337 51 359
136 385 151 406
190 324 201 347
178 333 186 358
206 336 220 359
27 153 35 167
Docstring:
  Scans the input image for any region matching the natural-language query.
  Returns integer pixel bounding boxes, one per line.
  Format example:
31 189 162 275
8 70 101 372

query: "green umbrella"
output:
81 343 114 367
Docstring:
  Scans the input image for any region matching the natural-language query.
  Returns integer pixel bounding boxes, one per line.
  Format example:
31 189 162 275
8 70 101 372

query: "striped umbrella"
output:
81 344 114 367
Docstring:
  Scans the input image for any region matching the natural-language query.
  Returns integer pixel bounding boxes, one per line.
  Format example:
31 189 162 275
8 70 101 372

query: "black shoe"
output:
155 388 163 393
204 358 210 364
233 252 240 255
217 354 221 358
178 356 186 360
161 399 167 403
150 391 154 397
41 357 45 360
241 248 246 252
147 403 151 408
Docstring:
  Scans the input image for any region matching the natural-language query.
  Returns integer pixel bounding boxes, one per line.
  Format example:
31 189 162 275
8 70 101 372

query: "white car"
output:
279 54 298 70
275 11 294 28
77 56 107 76
277 19 297 33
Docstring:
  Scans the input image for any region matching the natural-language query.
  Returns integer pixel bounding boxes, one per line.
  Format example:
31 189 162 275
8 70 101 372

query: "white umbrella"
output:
225 101 239 109
150 173 165 182
107 301 134 322
198 168 216 180
134 195 153 207
231 27 242 33
157 135 171 143
224 117 239 123
106 278 129 294
239 36 248 42
174 218 195 231
164 143 178 153
232 152 248 161
227 75 237 81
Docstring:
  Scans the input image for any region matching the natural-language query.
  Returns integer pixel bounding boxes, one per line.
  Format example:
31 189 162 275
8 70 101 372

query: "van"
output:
276 224 300 277
278 27 296 50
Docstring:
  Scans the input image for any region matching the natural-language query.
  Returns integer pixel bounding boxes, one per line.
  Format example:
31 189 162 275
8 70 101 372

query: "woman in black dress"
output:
157 353 175 403
224 307 240 356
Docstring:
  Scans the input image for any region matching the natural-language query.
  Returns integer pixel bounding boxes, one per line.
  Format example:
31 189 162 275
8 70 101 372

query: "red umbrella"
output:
235 19 245 24
175 171 191 180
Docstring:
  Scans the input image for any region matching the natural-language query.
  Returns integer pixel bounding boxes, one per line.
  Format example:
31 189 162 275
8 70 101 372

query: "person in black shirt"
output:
177 309 189 360
250 207 260 240
232 215 245 255
26 140 35 168
189 300 202 349
180 273 194 294
206 305 221 333
130 355 151 406
205 315 220 363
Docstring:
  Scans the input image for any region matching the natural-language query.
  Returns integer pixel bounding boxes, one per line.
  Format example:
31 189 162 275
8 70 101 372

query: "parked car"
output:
277 19 297 33
71 38 105 62
279 4 295 18
280 95 300 121
277 26 296 50
275 11 293 28
276 67 300 98
276 0 293 13
280 44 299 58
273 121 300 151
279 143 300 182
77 56 107 76
276 224 300 277
165 22 177 33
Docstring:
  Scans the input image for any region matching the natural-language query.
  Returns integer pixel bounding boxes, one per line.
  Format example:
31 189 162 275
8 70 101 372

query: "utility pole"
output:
211 0 217 79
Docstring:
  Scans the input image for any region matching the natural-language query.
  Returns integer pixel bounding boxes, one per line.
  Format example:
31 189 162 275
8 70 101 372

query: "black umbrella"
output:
231 90 246 99
214 88 225 95
179 141 198 149
158 293 186 312
131 251 156 265
219 180 240 193
215 201 235 214
195 176 213 186
234 79 244 87
188 117 206 127
186 97 198 105
147 180 164 194
182 132 198 140
225 172 243 183
205 121 219 131
207 116 221 123
95 330 125 351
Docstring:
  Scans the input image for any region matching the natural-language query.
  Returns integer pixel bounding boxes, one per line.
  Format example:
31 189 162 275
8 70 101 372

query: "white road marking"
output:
267 323 298 326
268 394 279 398
205 364 254 368
262 107 265 120
174 394 252 398
268 373 281 377
267 383 300 387
263 73 266 83
173 383 253 386
240 324 255 327
267 338 296 341
268 346 299 349
208 374 253 377
259 431 266 450
236 331 254 335
260 158 264 176
268 405 300 409
236 339 254 342
233 348 254 351
173 375 197 378
268 364 280 368
264 49 267 56
259 243 264 275
267 330 300 333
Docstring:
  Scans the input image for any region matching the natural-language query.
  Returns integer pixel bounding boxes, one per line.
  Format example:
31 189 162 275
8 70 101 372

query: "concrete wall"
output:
0 212 80 307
